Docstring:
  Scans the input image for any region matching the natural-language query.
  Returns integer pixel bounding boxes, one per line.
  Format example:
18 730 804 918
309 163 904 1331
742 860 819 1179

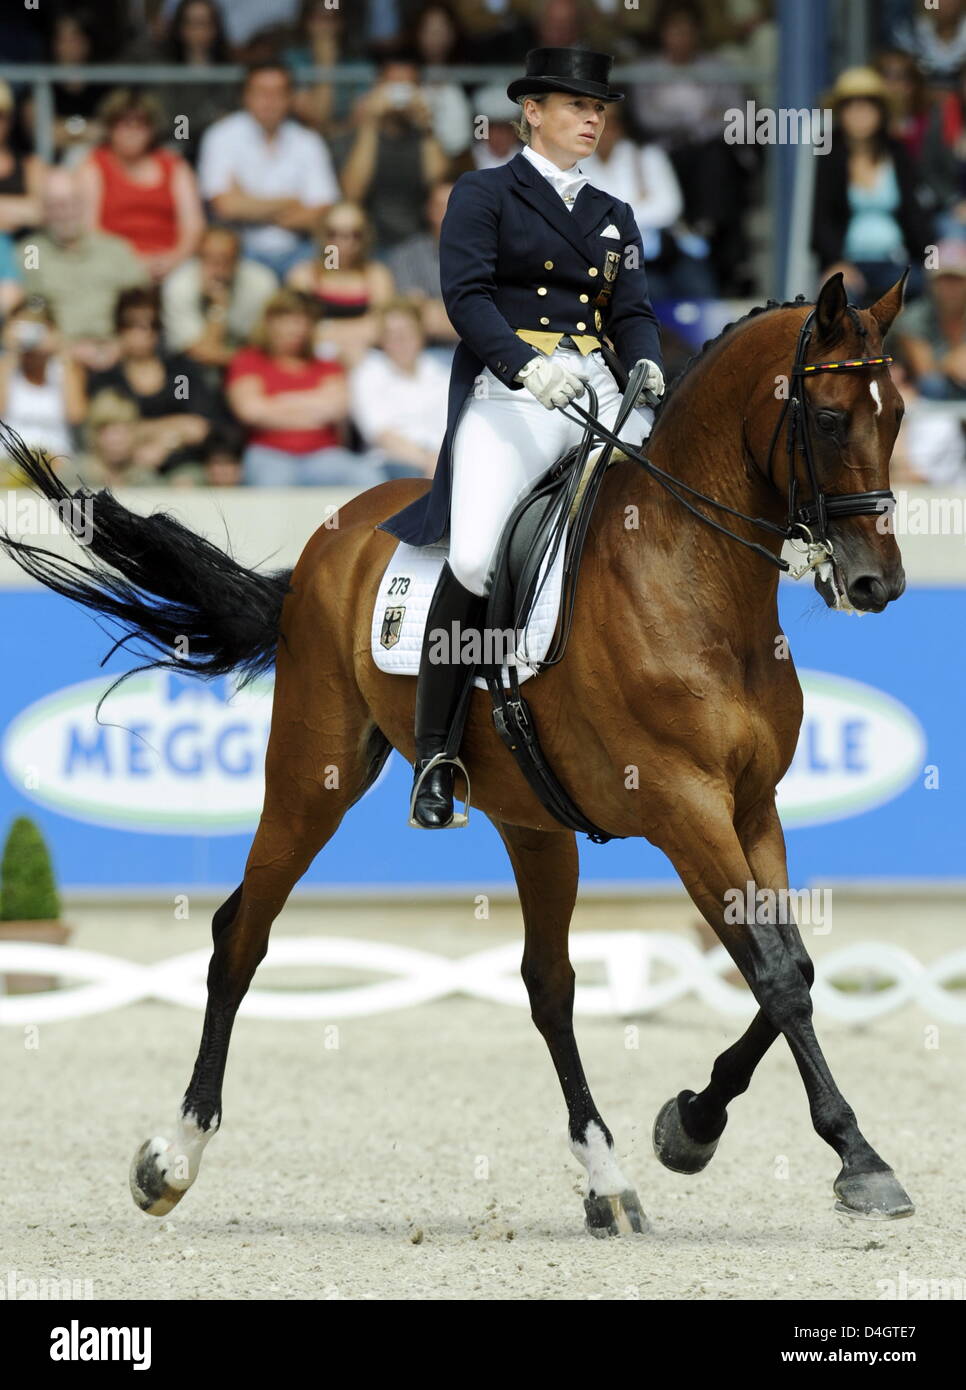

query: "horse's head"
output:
755 272 908 613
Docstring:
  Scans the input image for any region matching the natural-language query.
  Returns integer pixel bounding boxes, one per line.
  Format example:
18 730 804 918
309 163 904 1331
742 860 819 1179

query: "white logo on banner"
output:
1 669 924 835
777 670 926 827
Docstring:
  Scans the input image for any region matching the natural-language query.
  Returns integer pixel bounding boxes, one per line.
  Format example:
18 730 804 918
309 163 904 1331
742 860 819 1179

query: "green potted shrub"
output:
0 817 71 994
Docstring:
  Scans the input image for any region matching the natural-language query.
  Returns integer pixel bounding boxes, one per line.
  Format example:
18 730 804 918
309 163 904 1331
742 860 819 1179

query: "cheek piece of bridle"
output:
562 303 896 579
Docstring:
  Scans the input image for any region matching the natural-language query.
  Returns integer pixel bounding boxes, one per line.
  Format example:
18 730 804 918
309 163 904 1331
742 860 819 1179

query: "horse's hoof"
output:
652 1090 726 1175
584 1188 649 1237
833 1168 915 1220
130 1137 192 1217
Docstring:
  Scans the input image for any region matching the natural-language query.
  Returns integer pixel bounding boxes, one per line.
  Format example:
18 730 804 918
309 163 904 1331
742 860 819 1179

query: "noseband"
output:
564 299 896 576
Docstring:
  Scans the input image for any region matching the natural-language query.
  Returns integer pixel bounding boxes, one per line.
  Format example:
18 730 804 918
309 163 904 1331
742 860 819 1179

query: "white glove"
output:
516 355 587 410
633 359 665 407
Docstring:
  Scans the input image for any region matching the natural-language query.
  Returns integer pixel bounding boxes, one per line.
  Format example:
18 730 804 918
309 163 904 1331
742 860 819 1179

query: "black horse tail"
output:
0 423 291 687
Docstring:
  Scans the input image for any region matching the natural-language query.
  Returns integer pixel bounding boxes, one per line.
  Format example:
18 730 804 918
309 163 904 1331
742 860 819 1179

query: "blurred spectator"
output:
226 288 382 486
543 0 772 58
629 1 750 293
577 105 717 299
197 61 340 278
69 389 163 488
468 84 521 170
0 232 23 318
888 359 966 485
87 287 214 475
335 51 449 256
162 226 277 375
201 423 245 486
910 61 966 242
154 0 240 165
812 68 934 307
892 0 966 88
875 50 935 162
286 1 369 136
77 90 205 282
895 240 966 401
17 11 110 165
454 0 534 62
531 0 613 52
287 201 395 368
0 81 45 237
0 4 47 63
387 182 458 344
877 46 959 230
156 0 302 56
632 0 745 136
0 298 85 472
350 299 449 478
19 169 147 371
409 4 473 157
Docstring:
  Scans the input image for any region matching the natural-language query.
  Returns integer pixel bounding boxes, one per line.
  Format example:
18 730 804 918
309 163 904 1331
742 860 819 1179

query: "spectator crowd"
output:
0 0 963 490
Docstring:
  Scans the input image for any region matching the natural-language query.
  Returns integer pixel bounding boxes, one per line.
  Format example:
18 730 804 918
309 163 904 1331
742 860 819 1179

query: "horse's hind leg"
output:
496 820 646 1237
654 800 811 1172
130 712 389 1217
657 799 914 1220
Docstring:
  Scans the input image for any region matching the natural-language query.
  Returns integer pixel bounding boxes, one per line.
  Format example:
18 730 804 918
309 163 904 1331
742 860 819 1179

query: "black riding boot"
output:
410 561 486 828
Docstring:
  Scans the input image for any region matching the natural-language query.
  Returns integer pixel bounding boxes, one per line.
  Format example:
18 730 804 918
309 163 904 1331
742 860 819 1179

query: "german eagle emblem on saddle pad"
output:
370 541 566 689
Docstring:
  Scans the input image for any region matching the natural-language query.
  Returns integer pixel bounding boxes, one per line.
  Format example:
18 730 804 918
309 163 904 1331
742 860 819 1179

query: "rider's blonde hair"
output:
511 93 550 145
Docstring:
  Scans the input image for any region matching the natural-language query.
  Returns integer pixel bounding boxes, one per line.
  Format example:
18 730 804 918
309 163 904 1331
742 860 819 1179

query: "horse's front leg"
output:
654 799 811 1170
495 819 647 1237
657 796 914 1220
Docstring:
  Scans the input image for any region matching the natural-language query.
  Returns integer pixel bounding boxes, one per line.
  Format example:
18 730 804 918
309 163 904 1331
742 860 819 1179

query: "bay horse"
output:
0 271 914 1235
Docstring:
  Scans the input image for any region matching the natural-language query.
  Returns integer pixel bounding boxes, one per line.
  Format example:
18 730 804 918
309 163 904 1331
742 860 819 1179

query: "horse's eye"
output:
816 411 840 434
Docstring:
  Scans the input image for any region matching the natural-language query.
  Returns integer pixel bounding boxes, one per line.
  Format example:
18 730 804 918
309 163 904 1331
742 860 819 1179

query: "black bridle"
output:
563 302 896 575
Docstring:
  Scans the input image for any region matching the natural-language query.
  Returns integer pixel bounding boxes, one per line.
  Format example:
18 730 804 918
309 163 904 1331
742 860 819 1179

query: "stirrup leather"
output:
408 752 472 829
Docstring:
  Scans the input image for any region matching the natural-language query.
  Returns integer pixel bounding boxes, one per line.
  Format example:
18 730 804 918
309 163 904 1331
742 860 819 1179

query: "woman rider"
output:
379 47 666 828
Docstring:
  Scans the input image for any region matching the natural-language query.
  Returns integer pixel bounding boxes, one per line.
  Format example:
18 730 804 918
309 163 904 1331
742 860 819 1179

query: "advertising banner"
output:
0 583 960 888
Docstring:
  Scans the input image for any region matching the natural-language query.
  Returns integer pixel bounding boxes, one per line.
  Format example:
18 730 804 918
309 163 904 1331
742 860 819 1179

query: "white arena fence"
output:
1 934 966 1025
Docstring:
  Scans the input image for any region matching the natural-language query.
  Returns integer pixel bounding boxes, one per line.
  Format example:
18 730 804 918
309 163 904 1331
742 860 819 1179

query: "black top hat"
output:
506 48 624 104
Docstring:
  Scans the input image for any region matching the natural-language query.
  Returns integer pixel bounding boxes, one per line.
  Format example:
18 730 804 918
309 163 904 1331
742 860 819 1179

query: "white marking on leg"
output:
869 380 882 416
569 1120 631 1197
147 1110 217 1192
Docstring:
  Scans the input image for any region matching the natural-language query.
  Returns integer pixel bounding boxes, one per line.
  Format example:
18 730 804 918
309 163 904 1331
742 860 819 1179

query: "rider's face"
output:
527 93 607 166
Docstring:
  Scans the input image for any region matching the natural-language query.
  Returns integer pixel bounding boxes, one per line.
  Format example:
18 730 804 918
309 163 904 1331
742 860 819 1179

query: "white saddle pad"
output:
370 539 565 689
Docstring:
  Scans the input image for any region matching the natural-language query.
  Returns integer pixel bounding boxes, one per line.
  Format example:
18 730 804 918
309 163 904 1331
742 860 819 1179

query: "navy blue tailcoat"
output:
379 149 664 547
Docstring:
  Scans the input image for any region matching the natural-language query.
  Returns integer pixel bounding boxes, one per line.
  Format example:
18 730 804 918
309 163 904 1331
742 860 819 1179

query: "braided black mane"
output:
652 296 811 424
651 291 868 425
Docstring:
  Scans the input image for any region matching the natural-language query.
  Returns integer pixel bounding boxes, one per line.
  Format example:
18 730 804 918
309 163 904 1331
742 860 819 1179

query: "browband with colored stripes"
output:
765 304 895 543
564 298 897 574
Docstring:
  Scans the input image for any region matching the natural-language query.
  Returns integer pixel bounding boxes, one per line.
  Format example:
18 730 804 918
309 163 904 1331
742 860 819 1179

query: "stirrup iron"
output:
408 752 472 829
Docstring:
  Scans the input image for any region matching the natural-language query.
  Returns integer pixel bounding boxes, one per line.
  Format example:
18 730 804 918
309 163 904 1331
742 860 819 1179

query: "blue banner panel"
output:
0 584 961 888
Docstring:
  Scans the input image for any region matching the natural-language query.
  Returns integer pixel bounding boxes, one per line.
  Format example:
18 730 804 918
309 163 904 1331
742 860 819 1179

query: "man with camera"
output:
337 52 449 258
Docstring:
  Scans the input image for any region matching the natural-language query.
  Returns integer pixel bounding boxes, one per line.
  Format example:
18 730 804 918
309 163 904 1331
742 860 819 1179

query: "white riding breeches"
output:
448 344 653 596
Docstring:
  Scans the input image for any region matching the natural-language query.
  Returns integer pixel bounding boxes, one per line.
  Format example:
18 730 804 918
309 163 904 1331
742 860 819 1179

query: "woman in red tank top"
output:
286 201 396 367
78 89 204 281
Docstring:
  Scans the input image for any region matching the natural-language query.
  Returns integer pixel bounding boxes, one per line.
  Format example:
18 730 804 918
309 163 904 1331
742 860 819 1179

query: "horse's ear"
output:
868 269 909 337
813 271 848 342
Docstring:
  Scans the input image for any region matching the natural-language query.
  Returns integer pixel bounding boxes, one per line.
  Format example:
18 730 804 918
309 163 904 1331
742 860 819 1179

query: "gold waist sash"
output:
514 328 601 356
